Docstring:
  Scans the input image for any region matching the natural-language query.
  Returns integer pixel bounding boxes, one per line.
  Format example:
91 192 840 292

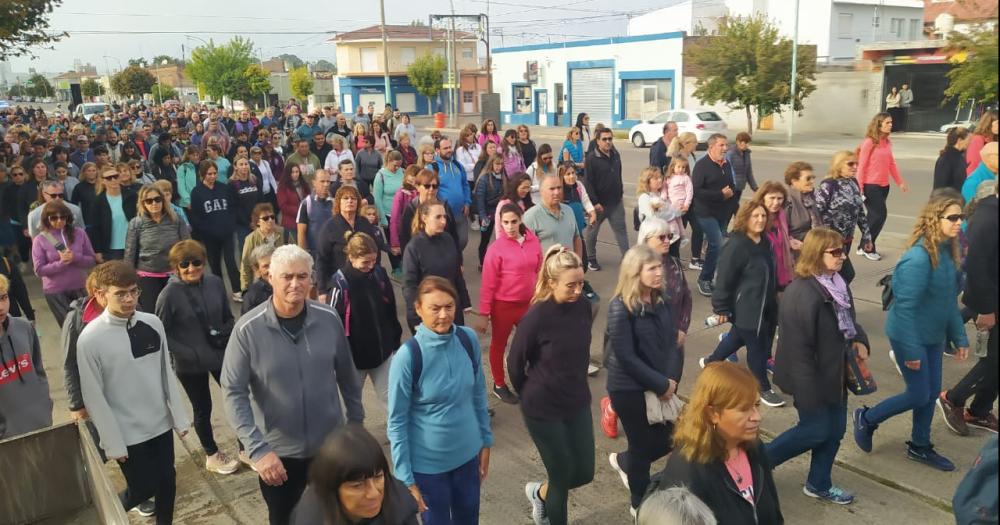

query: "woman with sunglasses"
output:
239 203 285 294
501 129 526 178
784 162 824 258
396 169 460 255
31 201 96 326
815 151 874 284
154 239 242 475
853 196 970 472
767 228 869 505
188 160 242 302
90 166 138 262
125 184 190 312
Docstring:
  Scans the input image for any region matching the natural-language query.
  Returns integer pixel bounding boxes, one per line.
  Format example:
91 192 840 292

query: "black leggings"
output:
523 407 596 525
947 324 998 417
259 456 312 525
609 390 674 509
138 275 169 314
175 369 243 456
862 184 889 250
202 233 240 292
478 220 495 266
383 224 401 270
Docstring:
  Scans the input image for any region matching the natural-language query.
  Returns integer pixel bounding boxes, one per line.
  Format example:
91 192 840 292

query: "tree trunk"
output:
745 106 753 135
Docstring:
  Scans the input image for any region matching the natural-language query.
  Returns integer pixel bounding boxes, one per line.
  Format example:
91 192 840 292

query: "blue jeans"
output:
695 216 724 283
707 326 772 391
865 340 943 447
766 401 847 491
413 455 481 525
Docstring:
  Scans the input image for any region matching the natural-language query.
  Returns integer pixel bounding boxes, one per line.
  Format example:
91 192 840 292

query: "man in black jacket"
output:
582 128 629 271
649 121 678 172
939 188 999 434
691 133 735 296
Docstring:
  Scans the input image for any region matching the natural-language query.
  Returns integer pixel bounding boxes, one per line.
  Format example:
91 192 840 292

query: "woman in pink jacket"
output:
477 203 542 405
857 112 909 261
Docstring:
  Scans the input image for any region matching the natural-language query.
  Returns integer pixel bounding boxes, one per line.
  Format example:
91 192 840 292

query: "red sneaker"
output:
601 396 618 438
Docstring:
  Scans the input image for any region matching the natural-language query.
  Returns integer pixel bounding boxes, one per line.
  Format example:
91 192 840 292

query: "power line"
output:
55 30 336 35
58 11 376 24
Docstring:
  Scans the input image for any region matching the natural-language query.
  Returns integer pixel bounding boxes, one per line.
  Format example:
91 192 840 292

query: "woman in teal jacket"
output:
176 145 202 210
853 195 970 472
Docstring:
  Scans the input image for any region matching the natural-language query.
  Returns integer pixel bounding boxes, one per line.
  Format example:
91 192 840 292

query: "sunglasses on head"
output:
942 213 964 223
825 247 846 258
144 196 163 205
421 183 439 190
179 259 204 269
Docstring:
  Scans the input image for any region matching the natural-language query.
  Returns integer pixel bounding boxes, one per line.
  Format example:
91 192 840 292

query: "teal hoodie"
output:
373 167 404 227
387 324 494 486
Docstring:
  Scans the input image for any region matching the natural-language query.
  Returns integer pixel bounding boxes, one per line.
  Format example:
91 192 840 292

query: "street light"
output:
155 59 168 104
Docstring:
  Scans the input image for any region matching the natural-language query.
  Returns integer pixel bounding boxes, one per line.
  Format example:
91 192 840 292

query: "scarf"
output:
766 210 795 287
815 273 857 339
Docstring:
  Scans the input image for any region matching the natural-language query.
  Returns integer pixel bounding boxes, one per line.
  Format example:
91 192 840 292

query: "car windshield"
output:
83 105 107 115
696 112 722 122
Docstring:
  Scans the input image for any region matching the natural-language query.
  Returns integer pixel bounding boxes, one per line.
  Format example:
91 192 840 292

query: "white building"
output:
628 0 925 63
491 32 685 130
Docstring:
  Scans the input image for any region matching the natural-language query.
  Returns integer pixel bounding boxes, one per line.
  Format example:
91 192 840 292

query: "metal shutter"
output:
570 67 613 127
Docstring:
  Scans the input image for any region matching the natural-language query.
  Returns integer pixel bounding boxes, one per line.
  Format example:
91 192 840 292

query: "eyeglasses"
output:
420 183 439 190
178 259 204 269
102 174 120 181
110 288 141 300
656 234 670 242
45 192 65 199
144 196 163 205
941 214 965 223
259 214 276 222
824 248 846 258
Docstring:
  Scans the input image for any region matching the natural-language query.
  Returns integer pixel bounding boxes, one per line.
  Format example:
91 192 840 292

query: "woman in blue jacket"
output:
604 244 682 517
853 195 970 471
387 276 494 525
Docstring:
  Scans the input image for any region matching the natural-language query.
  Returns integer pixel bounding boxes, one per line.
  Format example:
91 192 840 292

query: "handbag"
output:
644 391 685 425
877 274 894 311
845 345 877 395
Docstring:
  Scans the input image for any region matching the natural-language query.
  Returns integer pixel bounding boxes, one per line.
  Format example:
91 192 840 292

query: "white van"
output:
74 103 111 121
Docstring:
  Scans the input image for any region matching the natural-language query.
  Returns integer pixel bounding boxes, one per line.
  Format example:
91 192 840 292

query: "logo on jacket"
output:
0 353 34 385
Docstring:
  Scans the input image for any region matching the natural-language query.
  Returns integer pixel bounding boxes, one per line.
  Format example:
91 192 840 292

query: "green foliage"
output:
944 25 999 105
111 66 157 99
407 54 446 100
0 0 65 59
289 66 314 100
26 73 53 97
152 55 183 67
186 37 261 104
240 64 272 107
684 15 817 132
152 83 178 102
81 78 103 98
312 59 336 73
275 53 304 69
128 57 149 68
8 84 28 97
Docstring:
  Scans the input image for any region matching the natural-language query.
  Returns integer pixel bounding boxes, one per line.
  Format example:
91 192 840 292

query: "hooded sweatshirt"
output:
154 273 234 374
479 229 542 314
189 181 237 238
373 167 404 226
0 316 53 440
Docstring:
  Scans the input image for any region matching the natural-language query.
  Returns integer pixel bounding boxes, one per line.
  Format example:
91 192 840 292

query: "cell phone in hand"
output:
54 242 66 252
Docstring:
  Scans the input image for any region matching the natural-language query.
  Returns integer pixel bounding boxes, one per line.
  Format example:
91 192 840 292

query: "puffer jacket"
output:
124 214 190 273
605 296 682 396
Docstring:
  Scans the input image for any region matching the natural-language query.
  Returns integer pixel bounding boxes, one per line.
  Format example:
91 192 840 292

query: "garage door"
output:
396 93 416 113
570 67 613 127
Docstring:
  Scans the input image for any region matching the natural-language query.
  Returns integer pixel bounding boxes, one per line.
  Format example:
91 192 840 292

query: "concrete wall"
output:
336 41 478 76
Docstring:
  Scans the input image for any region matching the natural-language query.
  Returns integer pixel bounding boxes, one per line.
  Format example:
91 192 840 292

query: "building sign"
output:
525 61 538 84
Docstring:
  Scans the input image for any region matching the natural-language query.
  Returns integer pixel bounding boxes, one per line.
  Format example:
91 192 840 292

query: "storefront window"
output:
624 79 672 120
514 85 533 114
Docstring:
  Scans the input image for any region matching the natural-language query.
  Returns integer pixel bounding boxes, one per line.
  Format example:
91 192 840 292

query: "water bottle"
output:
704 314 724 328
974 330 990 358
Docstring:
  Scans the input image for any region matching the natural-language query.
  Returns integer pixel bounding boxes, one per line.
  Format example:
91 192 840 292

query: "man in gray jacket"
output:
222 244 364 525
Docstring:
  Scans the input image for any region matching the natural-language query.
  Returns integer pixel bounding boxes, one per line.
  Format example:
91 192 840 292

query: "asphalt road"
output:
20 125 981 524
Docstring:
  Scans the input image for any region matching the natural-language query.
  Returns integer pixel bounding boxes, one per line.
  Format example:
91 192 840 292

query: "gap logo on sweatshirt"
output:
0 353 33 385
202 198 230 214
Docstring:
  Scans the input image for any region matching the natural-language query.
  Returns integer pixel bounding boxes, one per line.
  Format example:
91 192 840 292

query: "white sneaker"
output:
587 364 600 376
238 450 258 472
206 451 239 475
524 481 549 525
609 453 630 490
699 357 707 369
857 248 882 261
231 291 244 303
888 349 903 376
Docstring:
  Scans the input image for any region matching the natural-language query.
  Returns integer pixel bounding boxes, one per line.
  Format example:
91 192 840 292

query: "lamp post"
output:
155 59 168 104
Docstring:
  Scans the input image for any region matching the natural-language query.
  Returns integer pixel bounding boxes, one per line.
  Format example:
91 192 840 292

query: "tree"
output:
8 84 28 97
0 0 65 59
684 15 817 132
152 54 183 67
312 59 337 73
239 64 272 108
111 66 157 99
410 20 427 27
275 53 304 69
128 57 149 68
944 25 998 106
152 83 178 102
81 78 103 98
407 54 447 114
186 37 258 106
289 66 314 100
25 73 53 98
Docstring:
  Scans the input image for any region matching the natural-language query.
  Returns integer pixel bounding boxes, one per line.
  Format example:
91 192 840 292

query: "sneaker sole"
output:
492 390 519 404
699 357 707 369
609 453 630 490
965 420 999 433
207 463 240 475
130 509 155 517
760 398 786 408
802 485 853 505
853 409 873 453
905 452 955 472
936 397 970 436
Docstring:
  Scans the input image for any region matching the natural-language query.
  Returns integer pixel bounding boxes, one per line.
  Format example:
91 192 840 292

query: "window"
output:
433 47 445 57
624 79 672 120
837 13 853 38
890 18 905 37
513 85 532 114
696 111 722 121
909 19 921 39
652 112 672 123
461 47 473 60
360 47 378 72
463 91 474 103
400 47 416 67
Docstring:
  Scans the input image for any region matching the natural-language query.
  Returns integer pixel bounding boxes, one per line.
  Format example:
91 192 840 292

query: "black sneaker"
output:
587 261 602 272
697 280 714 297
131 499 155 517
493 384 519 404
760 389 786 407
905 441 955 472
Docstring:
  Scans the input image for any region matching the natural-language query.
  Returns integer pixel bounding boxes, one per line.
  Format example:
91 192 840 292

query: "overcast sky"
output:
7 0 672 74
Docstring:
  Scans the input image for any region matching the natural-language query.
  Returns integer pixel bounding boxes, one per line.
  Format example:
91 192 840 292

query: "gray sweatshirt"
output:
221 300 364 462
124 215 190 273
77 310 190 458
0 316 53 439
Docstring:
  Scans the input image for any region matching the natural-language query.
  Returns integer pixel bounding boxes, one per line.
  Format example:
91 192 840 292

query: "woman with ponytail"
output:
402 200 471 332
508 245 594 525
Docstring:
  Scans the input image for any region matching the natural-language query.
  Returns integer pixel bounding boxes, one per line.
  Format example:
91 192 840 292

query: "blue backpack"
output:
405 328 477 395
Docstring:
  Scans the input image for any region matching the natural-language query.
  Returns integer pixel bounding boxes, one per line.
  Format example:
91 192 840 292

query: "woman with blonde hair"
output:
91 166 138 261
857 112 909 260
508 245 593 525
239 202 285 293
605 244 682 517
651 362 784 525
416 142 436 171
559 127 585 172
767 228 869 504
815 150 873 283
853 196 969 472
125 184 190 311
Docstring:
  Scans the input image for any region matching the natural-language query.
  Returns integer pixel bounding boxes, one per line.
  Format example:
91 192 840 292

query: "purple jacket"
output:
31 227 97 294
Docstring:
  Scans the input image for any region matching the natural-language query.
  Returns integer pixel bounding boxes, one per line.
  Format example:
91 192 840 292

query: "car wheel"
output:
632 132 646 148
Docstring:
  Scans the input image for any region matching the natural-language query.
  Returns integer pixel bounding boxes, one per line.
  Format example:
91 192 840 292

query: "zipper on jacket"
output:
721 463 760 525
756 270 769 337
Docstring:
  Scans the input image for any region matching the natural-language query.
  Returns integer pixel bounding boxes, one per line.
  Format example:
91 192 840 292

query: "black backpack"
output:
405 328 477 394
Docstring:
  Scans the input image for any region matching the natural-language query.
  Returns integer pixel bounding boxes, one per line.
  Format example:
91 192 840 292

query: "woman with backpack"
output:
475 153 507 267
857 112 909 261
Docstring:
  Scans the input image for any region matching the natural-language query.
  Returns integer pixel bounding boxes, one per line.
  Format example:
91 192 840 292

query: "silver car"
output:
629 108 728 147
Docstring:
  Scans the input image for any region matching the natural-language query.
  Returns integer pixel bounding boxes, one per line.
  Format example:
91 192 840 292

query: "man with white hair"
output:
27 180 86 237
637 487 717 525
222 244 364 525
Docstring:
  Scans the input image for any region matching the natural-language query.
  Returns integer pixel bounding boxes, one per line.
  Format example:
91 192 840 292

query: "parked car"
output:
0 100 10 109
629 108 728 147
74 102 111 121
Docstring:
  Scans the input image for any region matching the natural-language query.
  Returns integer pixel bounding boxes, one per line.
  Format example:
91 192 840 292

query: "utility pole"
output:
787 0 800 146
449 0 458 125
379 0 392 109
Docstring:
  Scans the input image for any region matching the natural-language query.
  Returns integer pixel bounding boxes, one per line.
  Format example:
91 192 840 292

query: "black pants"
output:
862 184 889 250
478 220 494 266
523 407 595 525
175 369 240 456
708 325 774 391
609 390 673 509
203 233 240 292
259 456 312 525
947 324 998 417
119 431 176 525
683 209 703 261
383 224 401 271
44 288 86 328
138 275 170 314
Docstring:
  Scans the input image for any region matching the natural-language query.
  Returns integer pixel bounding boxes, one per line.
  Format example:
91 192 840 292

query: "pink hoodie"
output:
479 228 542 315
857 137 904 188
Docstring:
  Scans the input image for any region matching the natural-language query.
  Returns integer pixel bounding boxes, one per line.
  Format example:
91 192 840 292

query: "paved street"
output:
27 126 983 524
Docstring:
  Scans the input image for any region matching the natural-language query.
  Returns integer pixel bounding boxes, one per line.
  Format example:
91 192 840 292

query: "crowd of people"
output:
0 99 997 525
